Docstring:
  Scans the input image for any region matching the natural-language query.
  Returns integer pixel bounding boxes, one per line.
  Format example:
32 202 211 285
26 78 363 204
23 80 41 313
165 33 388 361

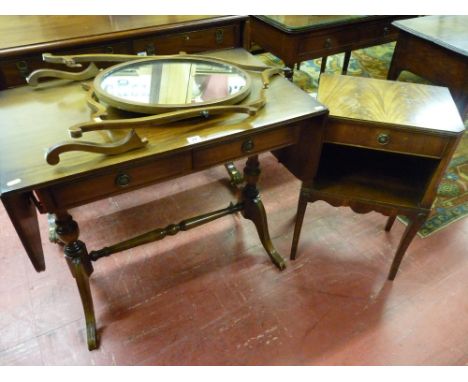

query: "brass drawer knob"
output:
241 139 255 153
377 133 390 145
115 173 131 187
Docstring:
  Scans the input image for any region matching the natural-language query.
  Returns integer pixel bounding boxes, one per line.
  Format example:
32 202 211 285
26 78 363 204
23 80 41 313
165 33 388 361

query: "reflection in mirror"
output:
98 59 248 106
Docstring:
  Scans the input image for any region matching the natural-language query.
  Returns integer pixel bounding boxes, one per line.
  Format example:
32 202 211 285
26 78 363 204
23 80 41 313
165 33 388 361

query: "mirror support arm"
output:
69 102 265 138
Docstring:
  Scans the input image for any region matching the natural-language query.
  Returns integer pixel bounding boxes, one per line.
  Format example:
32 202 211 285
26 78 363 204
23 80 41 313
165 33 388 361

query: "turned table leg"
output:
240 155 286 270
55 212 97 350
387 212 427 281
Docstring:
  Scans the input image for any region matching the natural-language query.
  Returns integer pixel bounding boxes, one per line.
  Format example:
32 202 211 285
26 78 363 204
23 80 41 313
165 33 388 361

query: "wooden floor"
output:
1 153 467 365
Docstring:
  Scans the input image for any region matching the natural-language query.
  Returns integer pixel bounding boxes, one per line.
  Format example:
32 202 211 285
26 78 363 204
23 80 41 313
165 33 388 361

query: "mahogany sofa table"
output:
0 48 328 350
249 15 412 77
387 15 468 118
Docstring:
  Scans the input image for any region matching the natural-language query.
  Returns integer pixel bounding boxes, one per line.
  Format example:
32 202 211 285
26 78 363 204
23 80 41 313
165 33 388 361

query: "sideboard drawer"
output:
48 152 192 209
193 124 299 170
132 25 238 55
324 119 449 158
0 41 132 88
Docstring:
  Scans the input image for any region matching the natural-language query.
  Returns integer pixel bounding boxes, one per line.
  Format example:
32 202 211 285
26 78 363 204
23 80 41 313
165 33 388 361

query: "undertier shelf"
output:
313 143 440 208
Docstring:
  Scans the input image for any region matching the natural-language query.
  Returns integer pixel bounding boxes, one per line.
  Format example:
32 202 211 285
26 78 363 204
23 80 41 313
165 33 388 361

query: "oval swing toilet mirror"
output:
94 56 252 114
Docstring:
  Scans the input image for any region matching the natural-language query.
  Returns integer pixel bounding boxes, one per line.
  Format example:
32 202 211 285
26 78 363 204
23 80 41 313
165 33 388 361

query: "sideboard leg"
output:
387 212 427 281
320 56 328 73
241 156 286 270
290 186 310 260
56 212 97 350
384 214 397 232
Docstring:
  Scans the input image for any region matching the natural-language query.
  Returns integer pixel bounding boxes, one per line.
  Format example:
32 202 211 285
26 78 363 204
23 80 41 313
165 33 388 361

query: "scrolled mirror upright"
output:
25 52 285 165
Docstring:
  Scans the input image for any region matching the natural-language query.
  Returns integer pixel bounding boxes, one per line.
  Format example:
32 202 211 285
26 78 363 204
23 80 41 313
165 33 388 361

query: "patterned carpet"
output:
256 44 467 237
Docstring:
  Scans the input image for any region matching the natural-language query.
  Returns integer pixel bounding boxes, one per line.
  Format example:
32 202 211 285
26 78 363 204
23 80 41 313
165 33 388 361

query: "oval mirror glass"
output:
94 57 251 114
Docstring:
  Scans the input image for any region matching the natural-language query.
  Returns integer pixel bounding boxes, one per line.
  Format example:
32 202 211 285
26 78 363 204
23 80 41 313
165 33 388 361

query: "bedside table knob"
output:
115 173 131 187
377 133 390 145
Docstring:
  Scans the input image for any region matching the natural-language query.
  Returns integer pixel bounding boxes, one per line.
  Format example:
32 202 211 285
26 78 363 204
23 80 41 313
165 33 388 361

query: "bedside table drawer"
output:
325 120 449 158
48 152 192 209
193 124 299 170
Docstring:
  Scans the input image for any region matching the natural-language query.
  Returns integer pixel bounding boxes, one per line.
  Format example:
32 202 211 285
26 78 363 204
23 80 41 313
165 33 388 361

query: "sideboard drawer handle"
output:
324 38 332 49
105 46 114 54
115 173 131 187
383 26 390 36
16 61 30 78
241 139 255 153
145 43 155 55
377 133 390 145
215 29 224 44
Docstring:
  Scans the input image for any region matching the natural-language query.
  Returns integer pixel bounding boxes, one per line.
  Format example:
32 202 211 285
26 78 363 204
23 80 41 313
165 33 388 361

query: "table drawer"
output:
0 41 131 88
48 152 192 209
132 25 238 55
298 20 396 57
193 124 299 170
324 120 449 158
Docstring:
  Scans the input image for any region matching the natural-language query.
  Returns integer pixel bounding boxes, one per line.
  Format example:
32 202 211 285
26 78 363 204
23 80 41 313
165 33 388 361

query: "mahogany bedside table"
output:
290 74 465 280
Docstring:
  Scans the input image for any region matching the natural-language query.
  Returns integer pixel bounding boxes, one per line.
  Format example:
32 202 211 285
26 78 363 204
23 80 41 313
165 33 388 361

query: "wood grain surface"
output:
317 74 465 133
0 16 237 52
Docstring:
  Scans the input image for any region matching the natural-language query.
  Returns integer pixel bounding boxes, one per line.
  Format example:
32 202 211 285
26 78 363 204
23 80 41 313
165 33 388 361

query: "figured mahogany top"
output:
0 15 246 56
317 74 465 134
392 15 468 57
